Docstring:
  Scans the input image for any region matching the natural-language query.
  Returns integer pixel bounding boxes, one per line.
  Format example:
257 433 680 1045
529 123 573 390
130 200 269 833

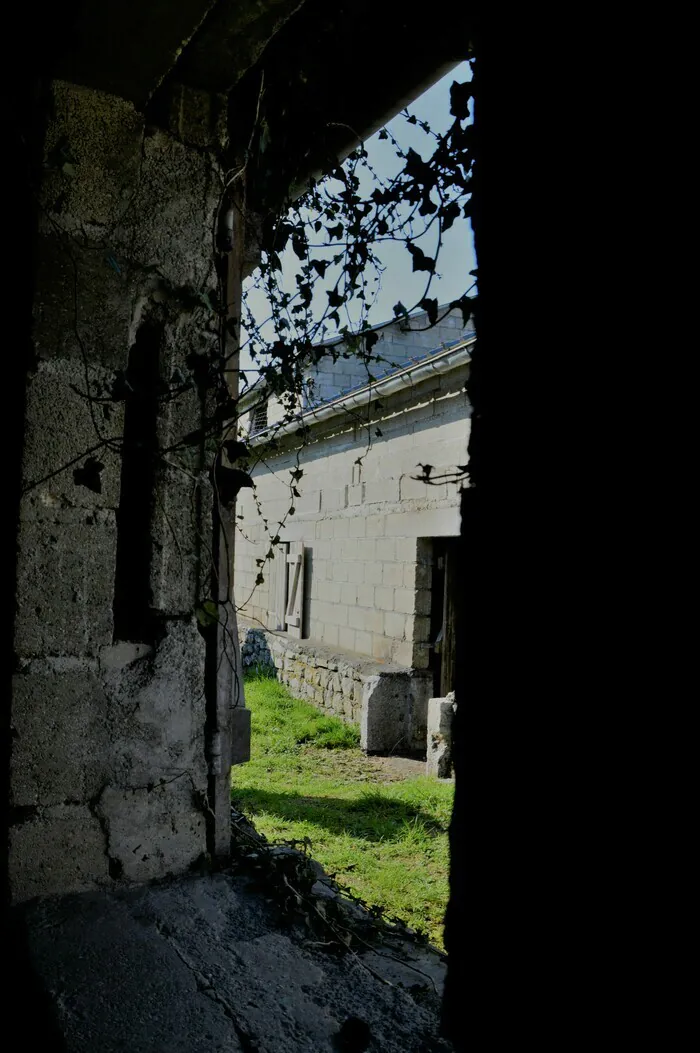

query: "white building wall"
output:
303 305 472 406
234 363 470 668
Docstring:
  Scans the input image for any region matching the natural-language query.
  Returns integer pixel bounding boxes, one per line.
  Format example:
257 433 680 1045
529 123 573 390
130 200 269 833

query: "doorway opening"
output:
427 538 459 698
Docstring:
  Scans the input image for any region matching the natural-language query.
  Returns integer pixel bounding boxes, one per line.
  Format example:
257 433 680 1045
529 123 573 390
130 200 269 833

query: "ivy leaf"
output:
73 457 104 494
214 397 238 422
365 331 379 352
450 295 474 327
419 194 438 217
292 233 307 261
378 129 388 140
179 427 206 447
311 259 330 278
223 440 250 462
255 573 265 586
450 80 473 119
195 600 219 628
419 297 439 326
393 301 408 319
212 465 254 507
327 223 344 241
407 244 435 274
290 467 304 481
441 200 461 231
327 287 344 308
198 289 219 313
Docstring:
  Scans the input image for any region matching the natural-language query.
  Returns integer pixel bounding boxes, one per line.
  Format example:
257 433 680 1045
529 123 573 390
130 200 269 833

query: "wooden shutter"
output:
267 542 289 630
285 542 305 638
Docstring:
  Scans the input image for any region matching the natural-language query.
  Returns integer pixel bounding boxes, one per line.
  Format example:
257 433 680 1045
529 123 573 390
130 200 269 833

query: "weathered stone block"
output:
426 695 456 778
14 511 117 656
364 562 384 585
372 635 393 661
32 235 133 372
382 562 404 587
392 642 413 667
366 515 385 537
347 563 364 584
394 588 416 615
160 83 228 150
100 620 207 786
361 672 431 754
384 611 406 640
412 643 431 669
41 80 144 233
357 584 374 607
11 667 110 807
364 478 399 504
322 488 347 511
150 466 208 614
21 360 124 508
94 780 206 883
348 517 366 537
128 129 219 290
396 537 418 562
375 538 396 562
354 630 372 655
356 538 376 562
9 805 109 902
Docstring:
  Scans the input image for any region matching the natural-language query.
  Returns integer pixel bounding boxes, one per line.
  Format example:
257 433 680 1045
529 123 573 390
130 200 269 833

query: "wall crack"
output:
153 919 261 1053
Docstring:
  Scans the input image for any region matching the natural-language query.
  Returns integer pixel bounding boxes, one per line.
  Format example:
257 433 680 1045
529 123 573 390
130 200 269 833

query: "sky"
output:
240 61 475 377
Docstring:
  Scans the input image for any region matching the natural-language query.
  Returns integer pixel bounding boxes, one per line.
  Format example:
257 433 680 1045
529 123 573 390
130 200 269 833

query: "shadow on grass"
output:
232 786 446 843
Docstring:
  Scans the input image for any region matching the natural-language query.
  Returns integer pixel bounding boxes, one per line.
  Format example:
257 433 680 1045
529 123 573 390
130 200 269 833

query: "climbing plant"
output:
198 66 477 614
21 65 476 645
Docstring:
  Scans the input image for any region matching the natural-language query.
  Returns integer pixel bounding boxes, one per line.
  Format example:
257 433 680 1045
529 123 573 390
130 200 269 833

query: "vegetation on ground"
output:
231 672 454 949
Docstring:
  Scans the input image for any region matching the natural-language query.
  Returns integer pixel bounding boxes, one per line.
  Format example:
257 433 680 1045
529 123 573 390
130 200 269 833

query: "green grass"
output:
231 674 454 949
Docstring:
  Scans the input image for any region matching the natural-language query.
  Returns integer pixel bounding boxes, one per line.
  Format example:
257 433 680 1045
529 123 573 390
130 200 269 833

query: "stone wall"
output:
9 80 240 902
239 625 432 754
234 361 469 666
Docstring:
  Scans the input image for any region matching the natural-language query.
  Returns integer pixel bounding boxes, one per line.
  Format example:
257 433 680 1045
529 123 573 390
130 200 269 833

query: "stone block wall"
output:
238 625 432 754
9 80 237 902
234 362 469 666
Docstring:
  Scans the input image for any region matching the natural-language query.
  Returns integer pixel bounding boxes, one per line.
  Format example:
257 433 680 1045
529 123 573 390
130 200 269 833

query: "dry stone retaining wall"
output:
239 625 431 754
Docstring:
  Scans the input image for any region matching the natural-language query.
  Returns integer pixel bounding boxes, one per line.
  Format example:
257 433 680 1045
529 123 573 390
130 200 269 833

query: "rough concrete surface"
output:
17 873 452 1053
426 695 456 779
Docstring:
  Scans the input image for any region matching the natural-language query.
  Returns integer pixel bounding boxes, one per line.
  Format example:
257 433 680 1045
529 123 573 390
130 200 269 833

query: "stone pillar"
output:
9 79 243 901
426 694 456 778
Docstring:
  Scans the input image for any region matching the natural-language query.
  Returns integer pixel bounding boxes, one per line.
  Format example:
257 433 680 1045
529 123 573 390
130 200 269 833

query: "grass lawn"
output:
231 673 454 949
